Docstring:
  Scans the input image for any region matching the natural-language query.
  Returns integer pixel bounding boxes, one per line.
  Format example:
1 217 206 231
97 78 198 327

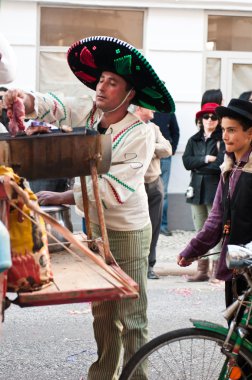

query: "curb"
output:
155 263 197 277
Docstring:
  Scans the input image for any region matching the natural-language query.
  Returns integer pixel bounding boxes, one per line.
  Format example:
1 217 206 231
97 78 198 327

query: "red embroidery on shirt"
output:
113 120 140 143
53 100 58 116
108 181 123 204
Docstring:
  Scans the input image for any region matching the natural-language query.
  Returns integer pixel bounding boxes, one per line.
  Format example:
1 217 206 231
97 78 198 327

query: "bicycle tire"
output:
119 327 252 380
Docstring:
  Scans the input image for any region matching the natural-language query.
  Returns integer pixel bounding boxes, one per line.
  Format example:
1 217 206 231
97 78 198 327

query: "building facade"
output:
2 0 252 229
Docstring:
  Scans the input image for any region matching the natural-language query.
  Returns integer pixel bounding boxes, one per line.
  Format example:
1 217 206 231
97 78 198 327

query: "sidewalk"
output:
155 230 198 276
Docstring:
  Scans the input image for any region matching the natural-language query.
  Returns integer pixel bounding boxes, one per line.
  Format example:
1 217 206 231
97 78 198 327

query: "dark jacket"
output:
182 125 225 205
222 172 252 246
152 112 180 154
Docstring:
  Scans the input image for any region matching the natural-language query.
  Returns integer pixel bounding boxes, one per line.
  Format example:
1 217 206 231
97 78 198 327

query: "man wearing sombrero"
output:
5 36 175 379
178 98 252 321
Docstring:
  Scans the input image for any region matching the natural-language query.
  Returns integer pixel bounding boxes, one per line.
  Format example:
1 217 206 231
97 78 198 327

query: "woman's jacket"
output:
182 125 225 205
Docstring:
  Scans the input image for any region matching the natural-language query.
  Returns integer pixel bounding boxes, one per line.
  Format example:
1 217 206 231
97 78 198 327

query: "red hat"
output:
196 102 219 119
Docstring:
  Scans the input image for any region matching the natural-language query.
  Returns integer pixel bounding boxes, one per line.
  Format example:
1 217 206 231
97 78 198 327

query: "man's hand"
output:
36 191 62 206
36 190 75 206
206 155 217 163
4 89 35 115
3 88 25 108
177 254 193 267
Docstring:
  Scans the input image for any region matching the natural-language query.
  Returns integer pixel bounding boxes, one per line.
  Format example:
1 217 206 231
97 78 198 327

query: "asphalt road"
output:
0 276 226 380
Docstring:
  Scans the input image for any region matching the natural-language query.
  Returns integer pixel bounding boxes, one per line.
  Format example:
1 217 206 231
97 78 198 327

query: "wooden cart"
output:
0 130 139 323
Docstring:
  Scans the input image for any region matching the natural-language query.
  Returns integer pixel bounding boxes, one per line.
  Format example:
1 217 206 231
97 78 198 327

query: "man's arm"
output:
4 89 35 115
152 123 172 158
178 179 224 265
36 190 75 206
169 113 180 154
4 89 95 128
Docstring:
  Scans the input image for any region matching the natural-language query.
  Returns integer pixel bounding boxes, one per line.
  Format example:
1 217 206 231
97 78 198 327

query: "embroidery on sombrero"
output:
67 35 175 113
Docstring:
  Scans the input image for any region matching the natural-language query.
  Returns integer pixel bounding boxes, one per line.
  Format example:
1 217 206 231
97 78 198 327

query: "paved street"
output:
0 230 226 380
155 229 197 276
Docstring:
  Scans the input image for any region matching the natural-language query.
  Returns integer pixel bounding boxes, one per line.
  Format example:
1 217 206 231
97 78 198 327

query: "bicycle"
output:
119 244 252 380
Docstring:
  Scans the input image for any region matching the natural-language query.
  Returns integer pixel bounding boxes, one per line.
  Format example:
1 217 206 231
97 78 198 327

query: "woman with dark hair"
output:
239 91 252 102
195 89 223 126
183 102 225 282
201 88 223 107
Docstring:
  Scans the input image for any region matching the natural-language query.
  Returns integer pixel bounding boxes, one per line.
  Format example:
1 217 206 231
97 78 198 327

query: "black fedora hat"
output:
67 36 175 113
216 98 252 123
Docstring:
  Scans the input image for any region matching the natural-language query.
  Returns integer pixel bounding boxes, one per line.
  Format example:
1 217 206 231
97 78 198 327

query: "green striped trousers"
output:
88 222 152 380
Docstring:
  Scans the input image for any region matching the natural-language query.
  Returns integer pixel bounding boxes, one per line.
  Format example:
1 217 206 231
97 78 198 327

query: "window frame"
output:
204 10 252 102
37 5 146 92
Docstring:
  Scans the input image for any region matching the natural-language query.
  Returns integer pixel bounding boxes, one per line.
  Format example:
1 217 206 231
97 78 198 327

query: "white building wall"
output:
146 8 206 193
1 0 252 199
0 1 38 90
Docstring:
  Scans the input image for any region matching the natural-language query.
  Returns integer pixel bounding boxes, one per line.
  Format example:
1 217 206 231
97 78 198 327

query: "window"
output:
205 58 221 90
39 7 144 95
232 63 252 98
40 7 144 48
208 15 252 52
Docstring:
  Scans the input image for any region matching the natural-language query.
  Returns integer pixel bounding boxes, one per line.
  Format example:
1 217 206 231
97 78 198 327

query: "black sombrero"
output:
67 36 175 113
216 98 252 123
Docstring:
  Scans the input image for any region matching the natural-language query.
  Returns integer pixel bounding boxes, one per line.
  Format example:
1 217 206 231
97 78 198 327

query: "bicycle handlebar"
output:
226 244 252 270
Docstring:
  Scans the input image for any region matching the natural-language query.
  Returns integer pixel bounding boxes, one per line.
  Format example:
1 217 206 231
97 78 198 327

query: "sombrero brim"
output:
67 36 175 113
216 105 252 123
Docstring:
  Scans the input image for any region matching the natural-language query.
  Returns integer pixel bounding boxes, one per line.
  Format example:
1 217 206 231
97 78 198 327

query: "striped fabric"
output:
88 222 152 380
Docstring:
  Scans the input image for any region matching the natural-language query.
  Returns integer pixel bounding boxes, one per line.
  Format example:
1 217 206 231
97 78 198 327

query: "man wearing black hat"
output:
5 36 175 379
177 98 252 312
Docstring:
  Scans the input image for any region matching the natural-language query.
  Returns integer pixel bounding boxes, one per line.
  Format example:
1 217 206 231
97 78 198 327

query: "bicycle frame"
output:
192 318 252 347
190 248 252 379
191 289 252 380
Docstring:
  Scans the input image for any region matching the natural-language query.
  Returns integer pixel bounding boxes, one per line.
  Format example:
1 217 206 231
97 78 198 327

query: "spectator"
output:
152 112 180 236
195 89 224 126
0 33 17 133
0 33 16 84
0 87 9 133
239 91 252 102
134 106 172 279
178 98 252 313
201 88 223 107
182 102 225 282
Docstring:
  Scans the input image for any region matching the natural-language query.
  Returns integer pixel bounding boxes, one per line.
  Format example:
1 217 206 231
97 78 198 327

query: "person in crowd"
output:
0 33 17 133
152 112 180 236
134 106 172 279
195 88 224 127
239 91 252 102
0 33 16 85
182 102 225 282
4 36 175 380
201 88 223 107
178 98 252 312
0 87 9 133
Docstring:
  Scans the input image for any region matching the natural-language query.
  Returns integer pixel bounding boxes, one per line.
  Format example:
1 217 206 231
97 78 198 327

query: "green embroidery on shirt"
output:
102 200 108 209
106 172 135 192
40 109 51 119
48 92 67 125
86 111 92 128
112 122 141 150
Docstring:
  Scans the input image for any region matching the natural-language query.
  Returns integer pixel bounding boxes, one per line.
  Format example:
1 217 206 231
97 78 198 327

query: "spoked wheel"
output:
119 328 252 380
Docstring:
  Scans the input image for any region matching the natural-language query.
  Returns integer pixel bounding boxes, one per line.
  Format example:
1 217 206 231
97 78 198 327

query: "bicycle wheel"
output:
119 328 252 380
